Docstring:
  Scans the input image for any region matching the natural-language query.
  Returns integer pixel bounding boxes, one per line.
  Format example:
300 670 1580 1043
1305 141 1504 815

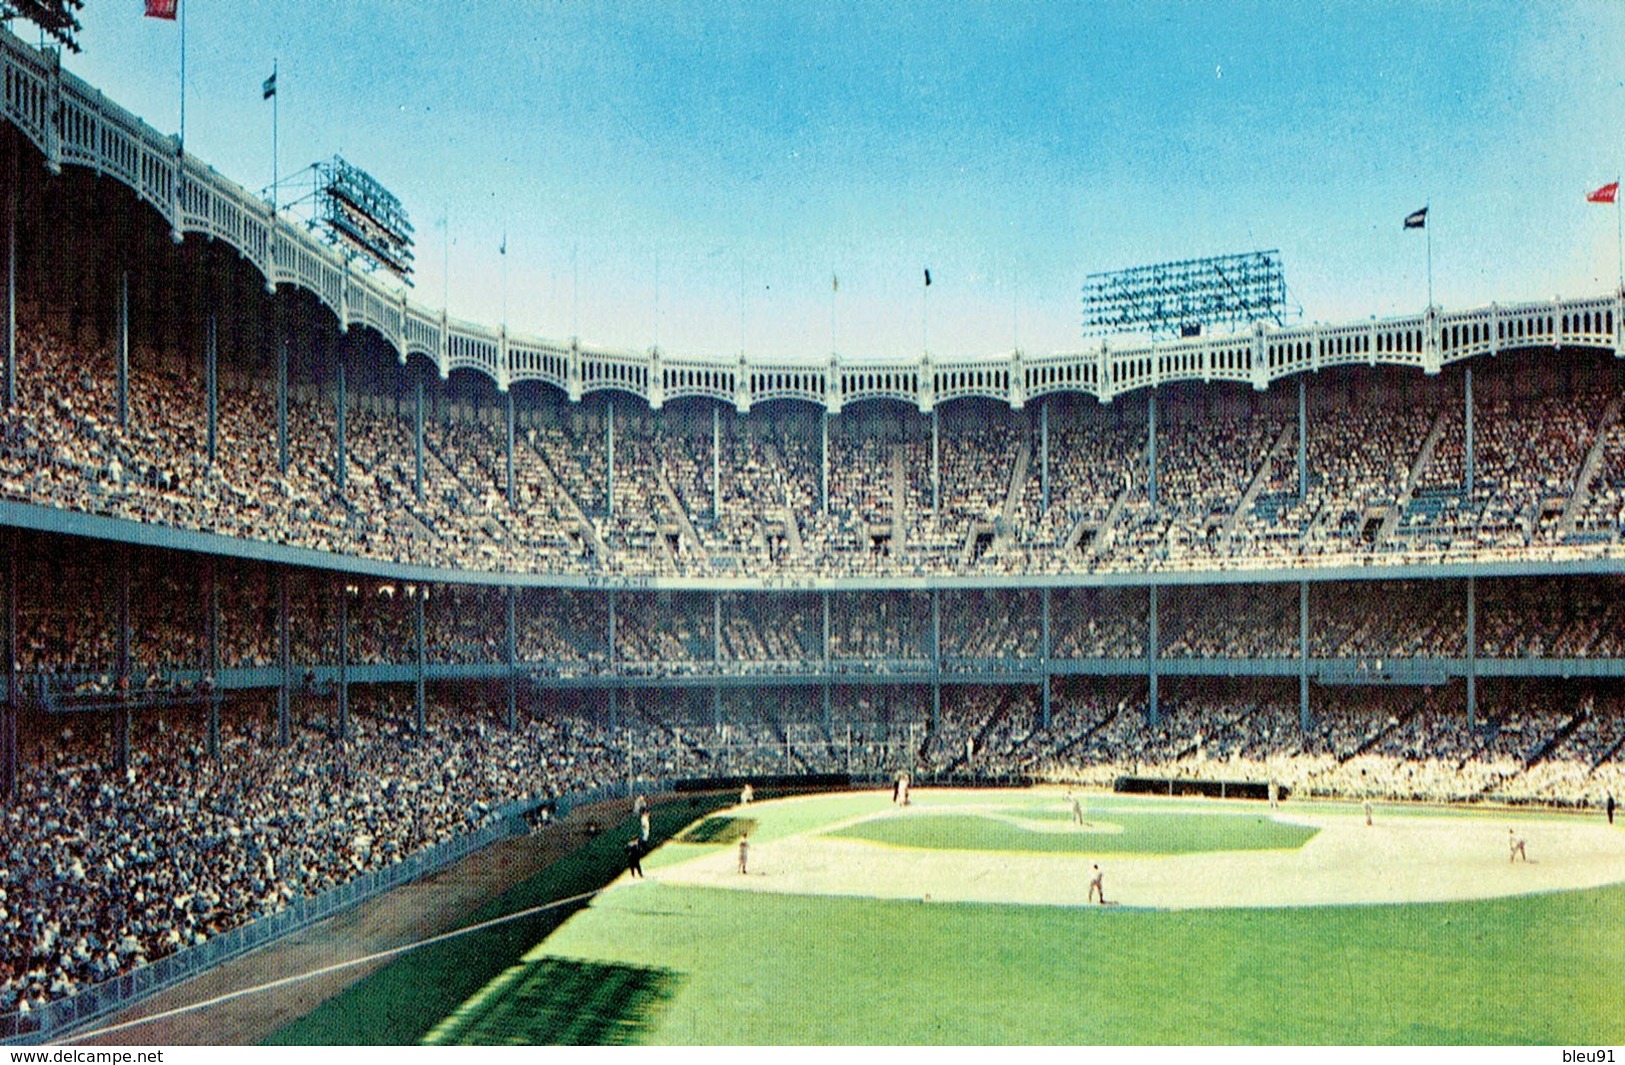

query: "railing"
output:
940 656 1045 675
0 794 558 1045
34 676 216 715
0 27 1618 414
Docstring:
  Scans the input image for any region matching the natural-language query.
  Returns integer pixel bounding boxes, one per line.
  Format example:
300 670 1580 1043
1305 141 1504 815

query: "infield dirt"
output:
648 790 1625 910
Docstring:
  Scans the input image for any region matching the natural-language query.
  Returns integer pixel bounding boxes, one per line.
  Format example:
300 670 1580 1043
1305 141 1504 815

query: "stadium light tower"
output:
316 156 415 283
1082 249 1296 340
1 0 82 53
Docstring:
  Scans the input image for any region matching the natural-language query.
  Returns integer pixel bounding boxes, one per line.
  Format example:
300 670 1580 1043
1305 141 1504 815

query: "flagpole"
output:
1616 180 1622 293
830 269 837 355
271 59 278 217
178 0 186 156
1426 200 1433 310
922 270 929 356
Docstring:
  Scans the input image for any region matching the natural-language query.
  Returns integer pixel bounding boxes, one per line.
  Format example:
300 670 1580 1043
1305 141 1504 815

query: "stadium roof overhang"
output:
1 26 1619 417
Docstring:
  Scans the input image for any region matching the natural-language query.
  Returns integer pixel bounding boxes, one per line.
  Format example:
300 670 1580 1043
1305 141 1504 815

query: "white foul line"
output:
53 887 607 1046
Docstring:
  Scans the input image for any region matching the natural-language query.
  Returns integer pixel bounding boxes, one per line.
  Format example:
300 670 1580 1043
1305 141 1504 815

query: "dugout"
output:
1114 775 1283 801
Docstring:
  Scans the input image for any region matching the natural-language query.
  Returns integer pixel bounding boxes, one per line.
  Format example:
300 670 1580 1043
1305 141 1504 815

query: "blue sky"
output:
49 1 1625 361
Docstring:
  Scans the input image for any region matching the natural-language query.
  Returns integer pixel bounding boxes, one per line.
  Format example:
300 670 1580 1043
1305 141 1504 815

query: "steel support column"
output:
505 389 516 508
505 586 517 729
276 569 291 746
206 555 219 759
605 399 615 519
413 374 425 502
1466 575 1477 727
276 315 288 475
1147 390 1157 507
118 270 129 428
1465 366 1475 496
1041 587 1052 729
607 589 618 729
822 591 831 664
337 587 349 742
205 315 218 464
931 407 940 513
931 589 941 729
116 548 131 771
414 589 426 736
1299 579 1311 731
1298 375 1308 504
822 590 831 728
712 404 721 519
1040 400 1050 514
1147 583 1159 725
335 344 348 495
821 413 829 514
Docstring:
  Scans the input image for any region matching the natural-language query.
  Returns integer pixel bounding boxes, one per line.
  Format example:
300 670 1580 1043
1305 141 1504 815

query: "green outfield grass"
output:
496 877 1625 1044
271 789 1625 1045
827 807 1317 854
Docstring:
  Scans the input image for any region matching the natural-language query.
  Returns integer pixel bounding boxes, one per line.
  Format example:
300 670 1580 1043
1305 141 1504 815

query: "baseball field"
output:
276 788 1625 1045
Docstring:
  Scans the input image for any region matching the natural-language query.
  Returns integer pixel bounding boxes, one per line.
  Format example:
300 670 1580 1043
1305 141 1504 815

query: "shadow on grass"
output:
423 957 684 1045
263 793 734 1046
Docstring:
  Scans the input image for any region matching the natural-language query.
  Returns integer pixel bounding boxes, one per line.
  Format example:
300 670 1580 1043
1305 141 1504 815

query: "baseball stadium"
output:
1 2 1624 1049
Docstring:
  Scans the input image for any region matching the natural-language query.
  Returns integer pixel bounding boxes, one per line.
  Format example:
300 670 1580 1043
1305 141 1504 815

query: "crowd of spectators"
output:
1015 419 1141 553
1230 400 1433 560
1572 407 1625 544
0 689 629 1017
1022 681 1625 809
1306 581 1465 659
1404 390 1602 551
904 420 1020 559
5 662 1623 1020
8 318 1625 1015
1113 409 1286 568
12 538 1625 691
718 593 819 668
9 319 1625 579
1048 588 1148 658
940 589 1042 663
1158 583 1297 659
1478 577 1625 659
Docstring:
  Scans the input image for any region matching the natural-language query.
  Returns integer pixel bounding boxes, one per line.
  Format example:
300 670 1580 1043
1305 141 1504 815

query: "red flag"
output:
145 0 178 19
1587 181 1619 204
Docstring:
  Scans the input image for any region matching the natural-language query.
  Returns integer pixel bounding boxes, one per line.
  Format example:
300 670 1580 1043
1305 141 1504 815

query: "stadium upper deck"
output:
2 26 1625 587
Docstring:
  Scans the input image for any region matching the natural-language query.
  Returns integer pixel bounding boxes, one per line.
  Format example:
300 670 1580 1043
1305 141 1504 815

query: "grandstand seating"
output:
3 51 1625 1029
6 315 1625 577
